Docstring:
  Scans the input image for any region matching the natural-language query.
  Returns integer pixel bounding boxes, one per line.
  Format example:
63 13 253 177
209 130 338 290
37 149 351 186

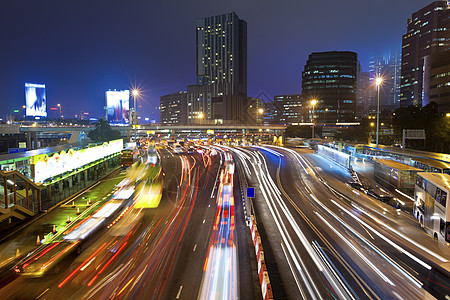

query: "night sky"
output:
0 0 431 121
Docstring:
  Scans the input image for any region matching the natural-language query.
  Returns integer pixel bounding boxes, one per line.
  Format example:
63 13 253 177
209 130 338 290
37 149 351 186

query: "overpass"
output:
10 124 286 150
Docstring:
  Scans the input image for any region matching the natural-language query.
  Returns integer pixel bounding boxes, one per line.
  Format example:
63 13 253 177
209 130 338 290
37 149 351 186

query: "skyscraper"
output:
400 1 449 108
302 51 358 123
274 94 304 124
430 49 450 113
369 52 401 111
160 91 188 124
356 70 371 118
188 12 247 124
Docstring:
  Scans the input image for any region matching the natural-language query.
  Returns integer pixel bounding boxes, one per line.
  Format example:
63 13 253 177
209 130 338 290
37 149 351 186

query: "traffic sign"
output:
247 187 255 198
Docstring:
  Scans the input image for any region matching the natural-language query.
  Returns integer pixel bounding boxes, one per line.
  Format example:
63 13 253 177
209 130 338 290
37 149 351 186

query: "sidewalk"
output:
0 168 124 269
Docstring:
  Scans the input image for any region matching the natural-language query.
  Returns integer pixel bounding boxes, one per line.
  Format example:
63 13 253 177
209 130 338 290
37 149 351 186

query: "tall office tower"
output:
160 91 188 124
263 101 279 124
400 1 449 108
247 97 264 124
356 70 371 118
188 12 247 124
430 50 450 113
369 52 401 111
274 94 304 124
302 51 358 123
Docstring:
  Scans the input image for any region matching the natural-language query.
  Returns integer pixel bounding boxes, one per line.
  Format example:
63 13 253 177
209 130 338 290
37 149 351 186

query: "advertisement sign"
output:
106 90 129 124
31 139 123 183
25 83 47 117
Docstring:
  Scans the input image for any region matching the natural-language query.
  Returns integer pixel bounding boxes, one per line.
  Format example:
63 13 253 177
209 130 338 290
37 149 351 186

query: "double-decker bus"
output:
413 172 450 243
121 147 138 168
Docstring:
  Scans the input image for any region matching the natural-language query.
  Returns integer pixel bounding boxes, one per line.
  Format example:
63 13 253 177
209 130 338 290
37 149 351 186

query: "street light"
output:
375 77 383 147
131 90 139 142
132 90 139 126
57 103 62 120
258 108 264 124
311 99 317 139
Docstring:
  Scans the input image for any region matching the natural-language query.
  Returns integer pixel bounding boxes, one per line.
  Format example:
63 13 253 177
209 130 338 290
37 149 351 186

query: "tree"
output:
334 120 370 143
284 125 319 138
88 118 121 142
392 102 449 152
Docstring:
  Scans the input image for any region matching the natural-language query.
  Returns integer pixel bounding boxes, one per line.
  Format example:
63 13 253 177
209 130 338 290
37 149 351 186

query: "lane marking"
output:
176 286 183 299
202 219 206 224
193 244 197 252
36 288 50 299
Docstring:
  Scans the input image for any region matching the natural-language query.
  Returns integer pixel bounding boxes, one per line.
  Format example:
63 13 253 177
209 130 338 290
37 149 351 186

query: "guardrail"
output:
234 155 273 300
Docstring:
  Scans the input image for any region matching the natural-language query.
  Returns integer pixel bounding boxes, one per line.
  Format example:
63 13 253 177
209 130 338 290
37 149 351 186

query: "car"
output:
378 195 401 208
348 181 366 192
365 189 401 208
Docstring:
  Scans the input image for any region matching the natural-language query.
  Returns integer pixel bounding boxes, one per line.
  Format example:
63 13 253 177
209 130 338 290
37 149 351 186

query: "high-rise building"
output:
263 101 278 124
274 94 304 124
369 52 401 111
400 1 449 108
430 49 450 113
302 51 358 123
247 97 264 124
356 70 371 118
188 12 247 124
160 91 187 125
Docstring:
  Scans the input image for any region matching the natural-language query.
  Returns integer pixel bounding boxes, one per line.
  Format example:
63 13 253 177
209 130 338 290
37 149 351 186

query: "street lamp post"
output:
375 77 383 147
258 108 264 125
57 103 62 121
311 99 317 139
132 90 139 141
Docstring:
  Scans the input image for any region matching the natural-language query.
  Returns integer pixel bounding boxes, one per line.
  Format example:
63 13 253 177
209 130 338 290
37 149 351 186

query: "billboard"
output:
106 90 129 124
31 139 123 183
25 83 47 117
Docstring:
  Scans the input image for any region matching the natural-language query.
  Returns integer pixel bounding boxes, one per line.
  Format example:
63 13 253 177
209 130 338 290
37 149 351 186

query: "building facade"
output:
302 51 358 123
369 52 401 111
274 94 304 124
400 1 449 108
247 97 264 124
263 101 279 124
188 12 247 124
356 70 371 118
160 91 188 125
430 50 450 113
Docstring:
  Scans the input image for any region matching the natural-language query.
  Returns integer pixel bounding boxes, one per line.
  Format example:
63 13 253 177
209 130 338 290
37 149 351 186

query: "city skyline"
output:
0 0 433 120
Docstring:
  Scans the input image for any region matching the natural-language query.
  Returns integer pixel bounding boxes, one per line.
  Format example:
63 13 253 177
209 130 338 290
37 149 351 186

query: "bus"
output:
411 157 450 175
374 158 422 195
423 261 450 299
121 148 138 168
15 183 135 277
413 172 450 243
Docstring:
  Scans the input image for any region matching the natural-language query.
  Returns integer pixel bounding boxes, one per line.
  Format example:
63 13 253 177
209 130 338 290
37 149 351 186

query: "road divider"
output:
249 214 273 300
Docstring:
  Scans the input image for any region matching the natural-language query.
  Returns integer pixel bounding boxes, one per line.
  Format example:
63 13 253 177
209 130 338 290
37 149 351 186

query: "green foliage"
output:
334 119 370 143
392 102 450 153
88 118 122 142
284 125 316 138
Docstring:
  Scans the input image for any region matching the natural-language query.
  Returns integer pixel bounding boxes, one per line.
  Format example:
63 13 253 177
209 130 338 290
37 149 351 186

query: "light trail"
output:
198 149 238 300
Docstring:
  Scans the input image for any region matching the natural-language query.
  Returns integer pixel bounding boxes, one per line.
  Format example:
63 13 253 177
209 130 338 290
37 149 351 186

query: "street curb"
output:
233 154 274 300
0 167 121 244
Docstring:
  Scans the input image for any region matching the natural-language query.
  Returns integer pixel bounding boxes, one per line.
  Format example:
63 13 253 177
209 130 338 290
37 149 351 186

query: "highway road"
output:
228 145 450 299
2 142 448 299
0 145 257 300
